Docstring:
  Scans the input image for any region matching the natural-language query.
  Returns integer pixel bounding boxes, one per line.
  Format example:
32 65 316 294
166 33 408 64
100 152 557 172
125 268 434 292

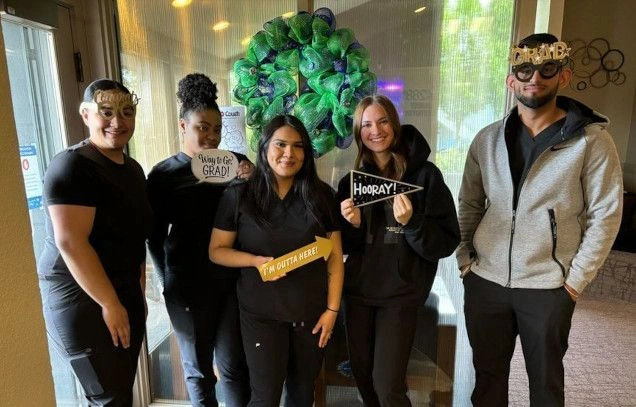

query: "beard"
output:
515 85 558 109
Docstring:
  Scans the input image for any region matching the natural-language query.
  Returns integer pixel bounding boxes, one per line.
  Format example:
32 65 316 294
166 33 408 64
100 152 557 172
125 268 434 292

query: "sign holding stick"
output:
258 236 333 281
191 149 239 184
351 170 423 207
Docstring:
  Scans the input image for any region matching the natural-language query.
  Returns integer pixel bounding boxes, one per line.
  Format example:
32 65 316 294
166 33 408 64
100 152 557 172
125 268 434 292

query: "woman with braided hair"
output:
147 73 252 407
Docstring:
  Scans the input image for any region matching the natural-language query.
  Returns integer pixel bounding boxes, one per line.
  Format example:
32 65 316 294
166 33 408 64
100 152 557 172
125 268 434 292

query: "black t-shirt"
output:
146 151 248 306
509 117 566 207
214 183 339 322
37 140 152 290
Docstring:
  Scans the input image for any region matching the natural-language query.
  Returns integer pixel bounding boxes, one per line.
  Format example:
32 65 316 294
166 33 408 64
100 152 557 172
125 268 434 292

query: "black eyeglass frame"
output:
511 60 564 82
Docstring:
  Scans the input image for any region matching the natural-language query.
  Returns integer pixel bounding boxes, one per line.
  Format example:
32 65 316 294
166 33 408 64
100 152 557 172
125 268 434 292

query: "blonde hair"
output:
353 95 406 180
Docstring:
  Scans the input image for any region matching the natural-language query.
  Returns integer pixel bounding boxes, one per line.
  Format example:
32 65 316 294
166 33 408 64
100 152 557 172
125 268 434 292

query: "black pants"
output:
463 272 576 407
42 281 145 407
166 278 249 407
345 301 417 407
240 310 324 407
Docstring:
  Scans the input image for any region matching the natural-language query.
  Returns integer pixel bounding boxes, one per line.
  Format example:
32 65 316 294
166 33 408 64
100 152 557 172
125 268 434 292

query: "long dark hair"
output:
176 73 219 119
353 95 407 180
245 115 333 228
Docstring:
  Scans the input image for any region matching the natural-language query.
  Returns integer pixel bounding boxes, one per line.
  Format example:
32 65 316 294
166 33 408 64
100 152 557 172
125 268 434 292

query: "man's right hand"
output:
102 302 131 348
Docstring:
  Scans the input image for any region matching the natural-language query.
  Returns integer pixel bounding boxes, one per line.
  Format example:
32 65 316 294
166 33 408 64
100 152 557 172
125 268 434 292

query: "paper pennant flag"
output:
258 236 333 281
351 170 423 207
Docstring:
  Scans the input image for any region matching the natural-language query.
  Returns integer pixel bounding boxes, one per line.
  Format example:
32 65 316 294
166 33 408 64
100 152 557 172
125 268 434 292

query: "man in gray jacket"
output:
457 33 623 406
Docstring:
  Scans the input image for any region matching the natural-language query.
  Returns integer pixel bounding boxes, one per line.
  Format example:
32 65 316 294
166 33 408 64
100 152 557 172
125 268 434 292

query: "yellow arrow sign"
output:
258 236 333 282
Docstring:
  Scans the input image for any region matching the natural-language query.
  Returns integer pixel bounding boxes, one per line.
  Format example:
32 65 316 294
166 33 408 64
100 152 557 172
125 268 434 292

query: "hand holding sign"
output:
258 236 333 282
191 149 239 183
350 170 423 207
340 198 362 228
236 160 254 180
393 193 413 225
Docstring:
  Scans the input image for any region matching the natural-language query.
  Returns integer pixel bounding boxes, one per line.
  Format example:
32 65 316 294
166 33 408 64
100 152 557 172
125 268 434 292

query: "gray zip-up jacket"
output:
456 96 623 293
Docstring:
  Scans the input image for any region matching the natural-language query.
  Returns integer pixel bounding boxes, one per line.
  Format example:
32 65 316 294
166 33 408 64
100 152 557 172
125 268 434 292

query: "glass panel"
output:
436 2 515 402
116 1 296 403
309 1 513 404
1 16 85 407
116 0 514 404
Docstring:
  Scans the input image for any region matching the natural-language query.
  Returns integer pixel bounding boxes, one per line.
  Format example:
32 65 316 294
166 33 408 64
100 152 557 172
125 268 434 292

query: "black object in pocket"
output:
69 348 104 396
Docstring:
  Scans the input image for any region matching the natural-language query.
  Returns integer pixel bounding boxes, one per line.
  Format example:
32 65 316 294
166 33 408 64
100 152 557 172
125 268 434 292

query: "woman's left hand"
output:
236 160 254 180
393 194 413 225
312 309 338 348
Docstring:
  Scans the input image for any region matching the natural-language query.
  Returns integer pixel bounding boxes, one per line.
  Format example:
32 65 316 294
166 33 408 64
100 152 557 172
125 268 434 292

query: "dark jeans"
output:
240 310 324 407
166 278 249 407
42 281 145 407
345 301 418 407
463 272 576 407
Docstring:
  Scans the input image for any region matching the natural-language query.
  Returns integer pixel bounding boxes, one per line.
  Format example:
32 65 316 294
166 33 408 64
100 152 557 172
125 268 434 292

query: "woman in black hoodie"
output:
337 95 460 407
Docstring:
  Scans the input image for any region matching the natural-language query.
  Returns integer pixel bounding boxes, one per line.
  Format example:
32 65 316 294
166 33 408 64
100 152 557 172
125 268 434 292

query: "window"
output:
1 15 85 407
116 1 298 402
116 0 514 404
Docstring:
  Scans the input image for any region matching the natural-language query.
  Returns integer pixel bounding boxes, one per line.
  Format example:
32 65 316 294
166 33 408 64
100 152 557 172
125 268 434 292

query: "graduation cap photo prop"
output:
351 170 423 207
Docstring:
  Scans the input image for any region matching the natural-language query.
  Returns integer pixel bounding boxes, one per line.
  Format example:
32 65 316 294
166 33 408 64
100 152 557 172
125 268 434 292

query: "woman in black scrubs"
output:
147 73 252 407
210 114 344 407
37 79 151 406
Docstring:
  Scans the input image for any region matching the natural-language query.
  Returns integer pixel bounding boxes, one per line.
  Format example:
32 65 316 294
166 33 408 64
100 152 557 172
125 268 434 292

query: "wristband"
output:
326 307 339 313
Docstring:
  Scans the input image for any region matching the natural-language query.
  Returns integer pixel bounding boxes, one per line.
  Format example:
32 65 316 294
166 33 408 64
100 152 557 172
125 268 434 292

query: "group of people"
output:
37 32 622 407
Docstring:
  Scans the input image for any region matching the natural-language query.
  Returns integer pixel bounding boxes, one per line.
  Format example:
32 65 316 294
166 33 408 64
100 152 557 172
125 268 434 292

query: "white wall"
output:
560 0 636 190
0 28 56 406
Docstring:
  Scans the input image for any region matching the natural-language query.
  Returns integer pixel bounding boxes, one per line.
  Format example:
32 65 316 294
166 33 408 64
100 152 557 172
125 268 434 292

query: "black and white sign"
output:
351 170 423 207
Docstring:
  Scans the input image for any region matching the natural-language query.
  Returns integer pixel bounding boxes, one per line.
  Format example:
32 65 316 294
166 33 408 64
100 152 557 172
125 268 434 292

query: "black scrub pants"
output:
240 309 324 407
42 280 145 407
463 272 576 407
345 301 418 407
166 278 249 407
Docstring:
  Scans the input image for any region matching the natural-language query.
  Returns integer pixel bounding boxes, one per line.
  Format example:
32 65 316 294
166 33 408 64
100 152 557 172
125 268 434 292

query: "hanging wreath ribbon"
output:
232 7 377 157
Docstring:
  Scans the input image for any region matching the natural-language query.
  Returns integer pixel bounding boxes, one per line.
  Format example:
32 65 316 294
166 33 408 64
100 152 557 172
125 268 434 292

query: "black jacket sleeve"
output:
336 173 366 254
402 163 460 261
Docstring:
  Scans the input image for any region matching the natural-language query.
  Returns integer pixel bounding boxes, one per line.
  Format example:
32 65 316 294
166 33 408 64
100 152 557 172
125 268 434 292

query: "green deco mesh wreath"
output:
232 8 377 157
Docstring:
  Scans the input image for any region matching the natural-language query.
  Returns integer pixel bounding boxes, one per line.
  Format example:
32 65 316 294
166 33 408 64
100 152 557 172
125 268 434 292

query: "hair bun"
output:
176 73 219 117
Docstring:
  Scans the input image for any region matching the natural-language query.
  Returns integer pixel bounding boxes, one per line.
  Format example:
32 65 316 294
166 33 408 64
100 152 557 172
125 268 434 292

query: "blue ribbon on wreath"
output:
232 7 377 157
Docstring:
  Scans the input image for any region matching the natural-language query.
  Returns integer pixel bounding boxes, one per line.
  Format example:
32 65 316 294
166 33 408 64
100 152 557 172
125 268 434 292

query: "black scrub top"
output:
214 183 339 322
38 140 151 290
146 151 249 307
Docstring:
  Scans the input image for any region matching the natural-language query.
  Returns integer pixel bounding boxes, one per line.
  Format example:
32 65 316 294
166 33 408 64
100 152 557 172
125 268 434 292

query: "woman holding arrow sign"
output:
210 114 344 407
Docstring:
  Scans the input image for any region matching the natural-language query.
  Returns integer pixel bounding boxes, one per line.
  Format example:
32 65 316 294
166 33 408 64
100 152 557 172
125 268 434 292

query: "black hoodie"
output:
336 125 460 306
